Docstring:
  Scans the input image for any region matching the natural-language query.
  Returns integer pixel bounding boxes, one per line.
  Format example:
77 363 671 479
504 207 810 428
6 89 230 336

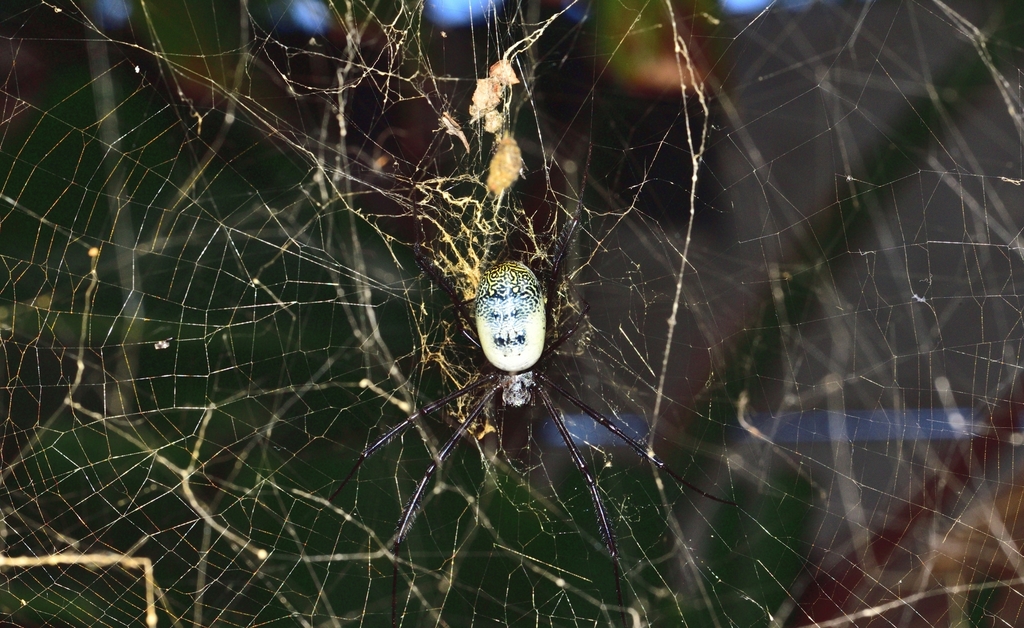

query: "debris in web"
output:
486 135 523 194
440 111 470 152
470 59 520 134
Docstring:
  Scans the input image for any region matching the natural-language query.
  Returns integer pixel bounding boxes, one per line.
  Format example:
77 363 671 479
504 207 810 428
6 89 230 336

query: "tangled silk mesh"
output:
4 0 1024 626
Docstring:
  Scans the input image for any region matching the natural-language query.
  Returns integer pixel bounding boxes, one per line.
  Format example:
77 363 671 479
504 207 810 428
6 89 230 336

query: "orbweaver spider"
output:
330 176 733 627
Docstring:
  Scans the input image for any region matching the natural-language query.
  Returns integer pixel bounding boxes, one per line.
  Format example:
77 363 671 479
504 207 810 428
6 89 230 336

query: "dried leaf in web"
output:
469 60 519 126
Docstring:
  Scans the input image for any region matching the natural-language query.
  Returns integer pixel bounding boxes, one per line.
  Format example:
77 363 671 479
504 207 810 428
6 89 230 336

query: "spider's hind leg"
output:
545 185 584 310
413 240 480 348
544 147 592 332
539 300 590 362
548 147 592 280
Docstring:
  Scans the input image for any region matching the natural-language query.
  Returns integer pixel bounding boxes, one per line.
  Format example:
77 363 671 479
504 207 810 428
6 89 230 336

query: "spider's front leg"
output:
327 374 498 504
537 387 629 628
538 373 736 507
390 384 500 627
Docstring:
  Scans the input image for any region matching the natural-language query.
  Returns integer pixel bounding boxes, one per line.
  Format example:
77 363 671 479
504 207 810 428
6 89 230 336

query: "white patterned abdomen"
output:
474 261 546 374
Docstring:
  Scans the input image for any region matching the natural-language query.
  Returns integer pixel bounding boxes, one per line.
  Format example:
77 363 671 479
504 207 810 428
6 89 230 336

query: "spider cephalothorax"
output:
329 192 733 628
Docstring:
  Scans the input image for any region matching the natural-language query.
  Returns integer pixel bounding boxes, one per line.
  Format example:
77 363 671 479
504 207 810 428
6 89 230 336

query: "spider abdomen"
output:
474 261 546 375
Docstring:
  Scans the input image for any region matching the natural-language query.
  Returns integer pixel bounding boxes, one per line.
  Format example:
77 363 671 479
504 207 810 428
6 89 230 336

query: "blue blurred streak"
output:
539 413 649 448
424 0 502 28
271 0 332 36
95 0 132 30
722 0 773 12
541 407 981 451
741 408 979 443
722 0 864 14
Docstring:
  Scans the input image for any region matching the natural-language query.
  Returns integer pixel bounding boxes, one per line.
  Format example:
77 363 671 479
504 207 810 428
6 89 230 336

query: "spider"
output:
329 185 733 627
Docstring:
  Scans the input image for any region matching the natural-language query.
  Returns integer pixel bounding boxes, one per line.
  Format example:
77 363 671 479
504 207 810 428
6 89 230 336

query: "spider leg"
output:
414 240 480 348
537 387 628 628
545 146 592 310
391 384 500 627
537 373 736 507
328 373 498 503
545 202 582 319
539 300 590 362
547 206 581 296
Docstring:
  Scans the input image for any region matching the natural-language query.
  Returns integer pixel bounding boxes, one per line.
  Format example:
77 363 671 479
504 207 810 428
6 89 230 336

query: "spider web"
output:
3 0 1024 626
